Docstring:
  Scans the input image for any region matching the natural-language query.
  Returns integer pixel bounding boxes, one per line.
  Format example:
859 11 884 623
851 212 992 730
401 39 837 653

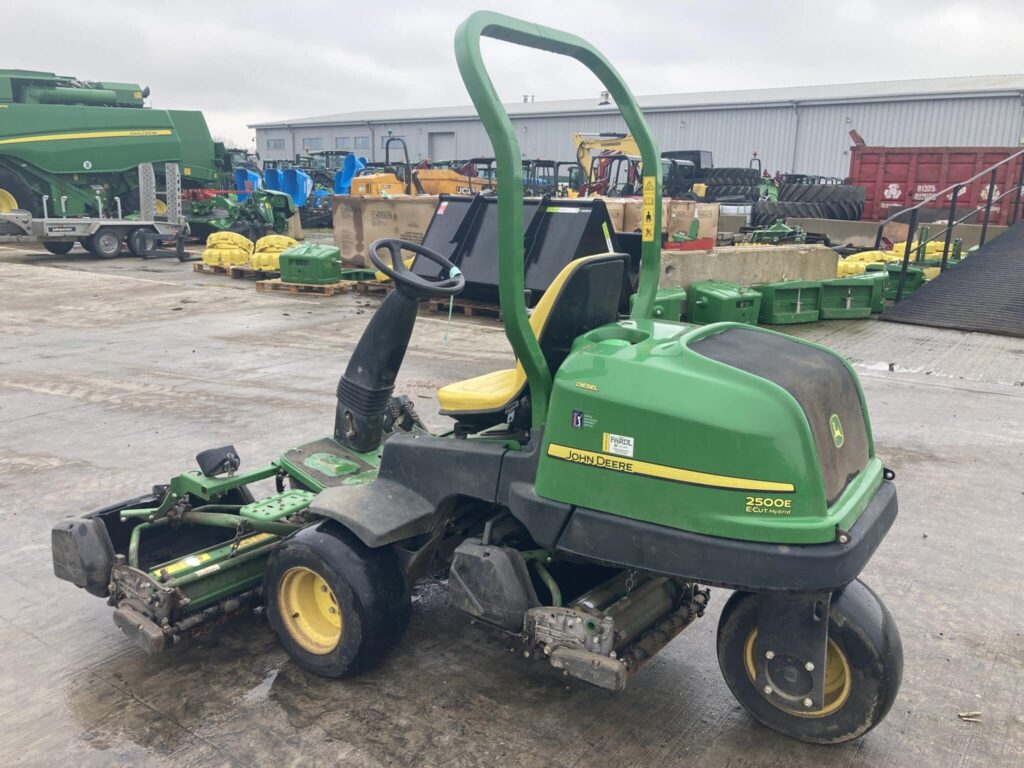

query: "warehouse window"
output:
266 138 285 150
335 137 352 149
382 135 405 148
354 136 371 150
302 137 323 150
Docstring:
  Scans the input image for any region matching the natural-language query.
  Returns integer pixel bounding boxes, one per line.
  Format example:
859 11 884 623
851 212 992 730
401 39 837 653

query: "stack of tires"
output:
754 184 865 226
703 167 761 202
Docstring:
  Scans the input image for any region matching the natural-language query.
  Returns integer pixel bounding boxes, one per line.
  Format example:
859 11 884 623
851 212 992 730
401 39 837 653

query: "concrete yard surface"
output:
1 247 1023 768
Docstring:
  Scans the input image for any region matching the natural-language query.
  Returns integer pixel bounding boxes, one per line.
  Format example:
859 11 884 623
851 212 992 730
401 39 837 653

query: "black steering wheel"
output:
368 239 465 298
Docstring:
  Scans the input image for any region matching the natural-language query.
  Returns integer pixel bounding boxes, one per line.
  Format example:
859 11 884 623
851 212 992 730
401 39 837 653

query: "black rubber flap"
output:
690 328 869 506
881 220 1024 337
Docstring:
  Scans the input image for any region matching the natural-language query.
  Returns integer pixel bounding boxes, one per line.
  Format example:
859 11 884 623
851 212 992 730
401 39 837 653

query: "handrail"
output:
454 11 662 432
873 148 1024 302
905 185 1024 270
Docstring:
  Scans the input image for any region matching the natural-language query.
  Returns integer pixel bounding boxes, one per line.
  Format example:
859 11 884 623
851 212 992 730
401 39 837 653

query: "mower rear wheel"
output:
716 580 902 744
263 520 410 678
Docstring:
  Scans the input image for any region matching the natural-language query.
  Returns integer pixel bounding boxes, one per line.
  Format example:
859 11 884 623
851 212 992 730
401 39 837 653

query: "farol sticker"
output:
602 432 634 457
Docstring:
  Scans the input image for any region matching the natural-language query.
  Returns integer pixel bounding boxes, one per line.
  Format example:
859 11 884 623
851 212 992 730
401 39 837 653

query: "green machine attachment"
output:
867 263 925 300
819 278 874 319
280 243 343 284
52 12 902 746
838 272 886 314
688 280 762 325
628 287 687 321
756 279 822 324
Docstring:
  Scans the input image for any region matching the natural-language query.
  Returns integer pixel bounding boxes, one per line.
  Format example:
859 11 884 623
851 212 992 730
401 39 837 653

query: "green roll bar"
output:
454 11 662 432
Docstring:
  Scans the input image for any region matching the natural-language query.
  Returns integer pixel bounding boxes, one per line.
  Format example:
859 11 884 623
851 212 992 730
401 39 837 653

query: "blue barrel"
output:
334 155 368 195
263 168 283 192
282 168 314 206
234 168 263 201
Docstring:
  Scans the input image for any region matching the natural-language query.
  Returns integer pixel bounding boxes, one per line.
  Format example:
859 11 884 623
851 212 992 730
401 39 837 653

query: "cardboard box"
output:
395 197 438 246
595 198 626 231
284 213 305 240
332 195 438 266
667 201 719 242
621 199 670 234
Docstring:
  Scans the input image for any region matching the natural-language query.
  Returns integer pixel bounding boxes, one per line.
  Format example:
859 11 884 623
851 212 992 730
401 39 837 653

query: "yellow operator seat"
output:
436 253 627 427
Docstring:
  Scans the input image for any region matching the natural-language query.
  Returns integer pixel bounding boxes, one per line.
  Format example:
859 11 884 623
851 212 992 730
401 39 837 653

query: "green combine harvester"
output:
0 69 220 219
51 12 903 744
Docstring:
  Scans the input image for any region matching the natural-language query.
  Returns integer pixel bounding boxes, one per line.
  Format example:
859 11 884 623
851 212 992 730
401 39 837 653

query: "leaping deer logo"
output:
829 414 845 448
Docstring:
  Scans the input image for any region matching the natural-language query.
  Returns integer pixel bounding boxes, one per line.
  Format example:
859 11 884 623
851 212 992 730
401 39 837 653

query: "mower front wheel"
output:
717 580 902 744
263 520 410 678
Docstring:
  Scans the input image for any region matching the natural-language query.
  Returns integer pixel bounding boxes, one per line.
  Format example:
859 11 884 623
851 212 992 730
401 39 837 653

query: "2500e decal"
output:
744 496 793 515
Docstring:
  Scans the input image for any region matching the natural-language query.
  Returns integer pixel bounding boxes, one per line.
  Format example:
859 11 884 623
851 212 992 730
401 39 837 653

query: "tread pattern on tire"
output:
704 167 760 185
754 198 863 225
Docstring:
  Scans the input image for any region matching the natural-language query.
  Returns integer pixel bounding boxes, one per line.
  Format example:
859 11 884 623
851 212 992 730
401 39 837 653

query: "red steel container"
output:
849 142 1023 225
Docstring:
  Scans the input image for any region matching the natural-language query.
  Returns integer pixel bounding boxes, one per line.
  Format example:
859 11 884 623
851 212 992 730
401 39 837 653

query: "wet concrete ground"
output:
1 245 1022 767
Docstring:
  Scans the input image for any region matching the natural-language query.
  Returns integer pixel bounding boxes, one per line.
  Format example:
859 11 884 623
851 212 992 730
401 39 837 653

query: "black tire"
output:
705 166 760 185
87 227 123 258
753 201 784 227
0 166 38 216
708 184 759 202
42 241 74 255
127 227 157 258
264 520 410 678
717 580 903 744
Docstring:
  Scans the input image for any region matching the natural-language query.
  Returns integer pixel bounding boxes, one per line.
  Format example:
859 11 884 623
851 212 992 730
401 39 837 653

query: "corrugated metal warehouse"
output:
251 75 1024 179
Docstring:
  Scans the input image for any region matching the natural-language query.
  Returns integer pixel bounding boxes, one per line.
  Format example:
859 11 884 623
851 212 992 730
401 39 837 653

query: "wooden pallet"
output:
424 297 502 320
353 280 394 296
192 262 231 275
255 278 352 297
230 265 279 280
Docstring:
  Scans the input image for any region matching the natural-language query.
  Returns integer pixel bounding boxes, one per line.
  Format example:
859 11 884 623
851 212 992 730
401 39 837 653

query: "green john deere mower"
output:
51 12 902 744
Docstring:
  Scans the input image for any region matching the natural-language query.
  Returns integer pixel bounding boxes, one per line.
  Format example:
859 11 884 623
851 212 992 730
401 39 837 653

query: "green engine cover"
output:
534 320 882 545
279 243 342 284
688 281 762 325
756 280 822 324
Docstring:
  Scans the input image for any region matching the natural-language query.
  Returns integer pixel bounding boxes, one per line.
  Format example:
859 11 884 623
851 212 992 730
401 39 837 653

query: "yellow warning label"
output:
641 176 657 242
237 532 276 549
160 552 211 576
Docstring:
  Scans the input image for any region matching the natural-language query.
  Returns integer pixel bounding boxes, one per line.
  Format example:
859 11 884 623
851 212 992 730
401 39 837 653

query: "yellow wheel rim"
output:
743 629 852 718
278 566 343 655
0 188 18 214
154 198 168 215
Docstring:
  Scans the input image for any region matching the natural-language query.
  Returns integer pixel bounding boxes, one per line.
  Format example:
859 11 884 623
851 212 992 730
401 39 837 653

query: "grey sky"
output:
8 0 1024 148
